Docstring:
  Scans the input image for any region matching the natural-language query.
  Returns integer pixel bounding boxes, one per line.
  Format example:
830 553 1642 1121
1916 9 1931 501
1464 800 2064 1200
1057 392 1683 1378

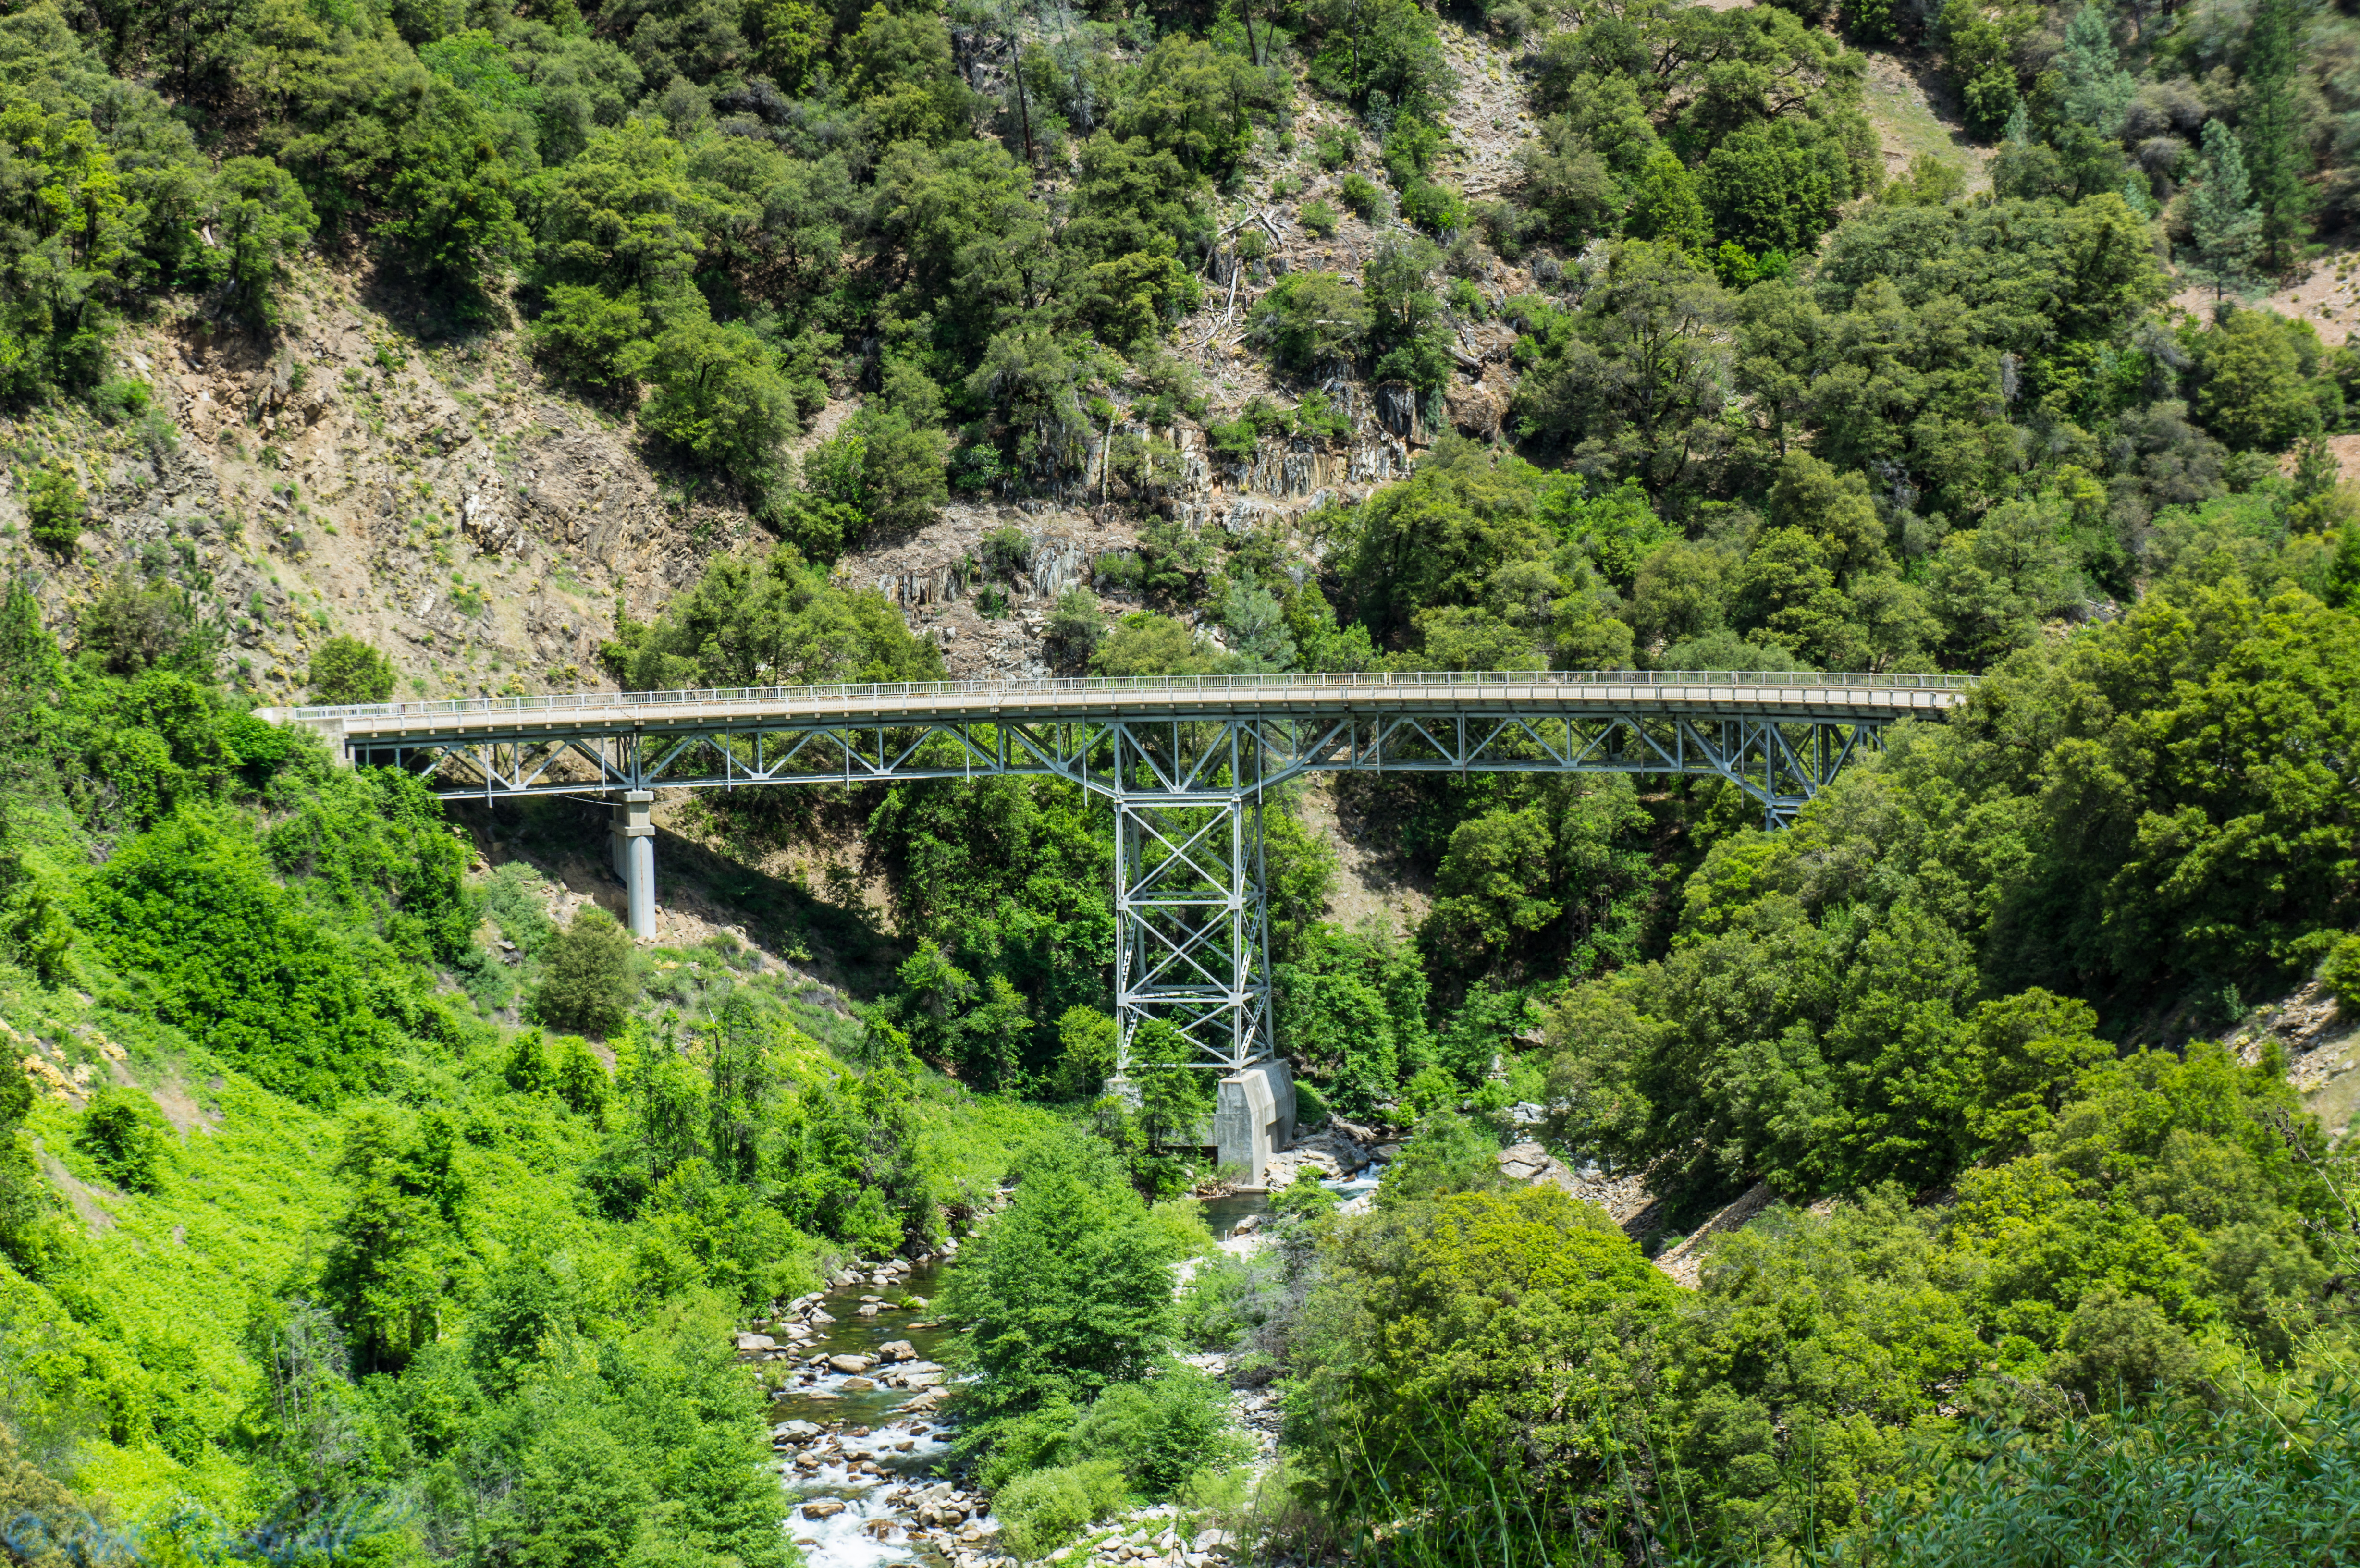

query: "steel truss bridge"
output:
268 672 1967 1078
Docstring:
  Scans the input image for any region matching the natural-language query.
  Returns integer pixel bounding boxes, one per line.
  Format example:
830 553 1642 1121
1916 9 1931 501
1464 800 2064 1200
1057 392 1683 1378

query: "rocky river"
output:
742 1150 1391 1568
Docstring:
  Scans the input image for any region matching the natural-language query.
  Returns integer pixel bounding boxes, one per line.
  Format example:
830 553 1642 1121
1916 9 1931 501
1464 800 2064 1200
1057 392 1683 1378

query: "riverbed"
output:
769 1172 1383 1568
770 1259 983 1568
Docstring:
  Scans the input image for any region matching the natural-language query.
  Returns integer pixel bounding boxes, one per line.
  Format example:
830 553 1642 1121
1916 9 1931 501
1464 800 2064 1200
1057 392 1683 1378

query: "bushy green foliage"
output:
74 1085 167 1193
1278 924 1431 1116
995 1458 1131 1559
22 468 85 557
79 813 405 1105
535 907 637 1038
2325 934 2360 1012
947 1128 1182 1418
864 776 1113 1089
307 637 396 704
603 541 944 690
1839 1383 2360 1564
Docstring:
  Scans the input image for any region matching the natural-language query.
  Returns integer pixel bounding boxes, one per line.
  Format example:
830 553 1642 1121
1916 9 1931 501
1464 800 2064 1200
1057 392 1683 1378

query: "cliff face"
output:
1 290 1500 698
2 265 766 703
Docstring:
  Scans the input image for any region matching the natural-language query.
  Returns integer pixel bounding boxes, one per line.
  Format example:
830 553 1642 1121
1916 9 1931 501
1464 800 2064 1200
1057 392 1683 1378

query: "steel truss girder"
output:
374 708 1880 821
373 707 1886 1072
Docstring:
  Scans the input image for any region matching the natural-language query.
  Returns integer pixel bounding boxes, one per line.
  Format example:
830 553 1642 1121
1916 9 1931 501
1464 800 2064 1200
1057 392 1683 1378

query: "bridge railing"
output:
287 669 1973 723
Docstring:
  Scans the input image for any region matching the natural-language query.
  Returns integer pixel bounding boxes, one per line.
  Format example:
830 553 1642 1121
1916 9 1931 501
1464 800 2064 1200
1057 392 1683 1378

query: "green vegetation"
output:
21 469 85 558
12 0 2360 1560
306 637 397 704
0 576 1053 1553
534 906 638 1038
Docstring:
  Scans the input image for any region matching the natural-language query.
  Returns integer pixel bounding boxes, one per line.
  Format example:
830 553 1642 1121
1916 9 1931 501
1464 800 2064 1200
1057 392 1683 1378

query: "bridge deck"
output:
267 670 1968 747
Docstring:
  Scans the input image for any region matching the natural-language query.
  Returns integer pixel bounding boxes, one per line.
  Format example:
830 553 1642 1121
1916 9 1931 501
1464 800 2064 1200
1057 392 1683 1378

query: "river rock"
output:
800 1500 845 1520
840 1376 876 1392
734 1332 777 1351
773 1420 823 1440
808 1310 836 1325
829 1353 877 1373
878 1340 917 1361
857 1303 882 1317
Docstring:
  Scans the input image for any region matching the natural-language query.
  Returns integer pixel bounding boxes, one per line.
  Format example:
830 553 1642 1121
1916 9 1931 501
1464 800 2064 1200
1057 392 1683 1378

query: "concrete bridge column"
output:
1216 1059 1296 1189
609 790 655 938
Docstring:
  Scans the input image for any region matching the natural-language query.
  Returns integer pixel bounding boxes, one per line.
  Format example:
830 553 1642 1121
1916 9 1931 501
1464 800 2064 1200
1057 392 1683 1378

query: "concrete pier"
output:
609 790 654 937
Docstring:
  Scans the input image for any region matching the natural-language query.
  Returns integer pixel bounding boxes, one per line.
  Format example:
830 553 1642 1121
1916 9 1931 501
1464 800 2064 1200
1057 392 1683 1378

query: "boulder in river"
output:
800 1501 846 1520
878 1340 917 1361
841 1376 877 1392
734 1333 777 1352
773 1420 823 1440
829 1353 877 1373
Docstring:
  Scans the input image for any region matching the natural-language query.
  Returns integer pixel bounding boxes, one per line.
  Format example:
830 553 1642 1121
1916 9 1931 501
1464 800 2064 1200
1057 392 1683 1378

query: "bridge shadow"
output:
448 795 907 1011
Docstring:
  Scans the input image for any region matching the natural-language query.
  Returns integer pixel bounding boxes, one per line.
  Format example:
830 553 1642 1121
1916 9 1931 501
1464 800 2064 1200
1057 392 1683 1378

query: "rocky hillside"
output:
3 9 1961 703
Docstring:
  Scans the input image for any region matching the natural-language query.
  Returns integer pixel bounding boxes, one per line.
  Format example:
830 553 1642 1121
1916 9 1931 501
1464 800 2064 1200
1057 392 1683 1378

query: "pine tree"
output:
2189 119 2261 295
2057 3 2134 136
2241 0 2312 271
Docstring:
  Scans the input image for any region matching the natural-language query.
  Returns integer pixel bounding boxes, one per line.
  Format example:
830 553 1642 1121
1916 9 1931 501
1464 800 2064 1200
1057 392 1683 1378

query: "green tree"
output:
2323 935 2360 1012
2240 0 2311 271
944 1128 1182 1415
2194 309 2322 453
603 542 942 689
634 319 800 493
800 403 950 541
1131 1029 1212 1152
1247 270 1370 373
1627 148 1709 254
78 568 217 675
530 286 652 392
79 815 396 1103
208 157 315 325
2188 120 2261 294
1091 613 1217 676
746 0 828 90
1285 1186 1675 1534
1053 1005 1119 1100
307 637 395 704
380 81 530 293
1508 243 1732 496
75 1085 167 1192
535 907 637 1037
2054 4 2132 136
319 1105 463 1372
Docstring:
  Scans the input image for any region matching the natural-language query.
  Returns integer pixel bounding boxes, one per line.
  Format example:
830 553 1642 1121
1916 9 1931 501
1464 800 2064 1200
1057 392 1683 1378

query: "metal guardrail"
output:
283 669 1972 723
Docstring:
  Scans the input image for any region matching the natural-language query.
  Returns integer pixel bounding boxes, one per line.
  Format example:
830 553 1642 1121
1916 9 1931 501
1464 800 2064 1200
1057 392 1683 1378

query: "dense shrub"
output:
76 1085 169 1192
307 637 397 704
23 468 85 557
534 907 636 1037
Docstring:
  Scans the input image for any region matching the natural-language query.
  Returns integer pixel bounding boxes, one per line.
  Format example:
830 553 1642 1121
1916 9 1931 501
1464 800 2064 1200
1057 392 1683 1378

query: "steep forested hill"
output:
6 0 2360 1563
